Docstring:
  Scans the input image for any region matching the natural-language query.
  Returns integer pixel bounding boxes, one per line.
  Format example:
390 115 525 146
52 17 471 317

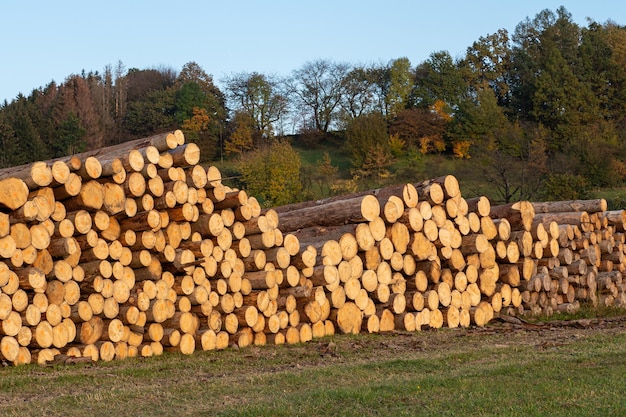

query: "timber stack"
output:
0 130 625 366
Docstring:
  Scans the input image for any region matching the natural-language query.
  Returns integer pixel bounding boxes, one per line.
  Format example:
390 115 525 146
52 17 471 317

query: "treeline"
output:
1 7 626 204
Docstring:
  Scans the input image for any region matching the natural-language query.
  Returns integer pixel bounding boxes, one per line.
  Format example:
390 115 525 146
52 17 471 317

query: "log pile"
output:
0 130 625 366
271 181 626 332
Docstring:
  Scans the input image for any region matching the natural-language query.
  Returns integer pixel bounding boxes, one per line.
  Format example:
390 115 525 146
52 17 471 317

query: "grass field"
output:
1 316 625 417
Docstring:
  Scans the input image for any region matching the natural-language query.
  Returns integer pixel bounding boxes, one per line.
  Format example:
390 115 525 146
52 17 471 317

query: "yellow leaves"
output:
236 140 302 206
610 159 626 182
225 123 254 156
388 133 405 157
419 135 446 155
431 99 453 122
181 107 210 133
453 140 472 159
330 177 358 195
316 152 338 178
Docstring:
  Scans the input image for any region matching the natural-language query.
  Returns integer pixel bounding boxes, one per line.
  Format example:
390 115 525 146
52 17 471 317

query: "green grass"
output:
294 141 353 175
1 323 626 417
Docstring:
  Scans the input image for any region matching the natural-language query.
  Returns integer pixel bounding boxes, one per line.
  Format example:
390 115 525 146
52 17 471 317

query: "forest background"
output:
1 7 625 208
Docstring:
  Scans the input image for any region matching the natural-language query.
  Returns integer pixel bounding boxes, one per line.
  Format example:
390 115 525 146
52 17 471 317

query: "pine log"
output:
277 195 380 233
334 302 362 334
532 199 607 214
466 196 491 217
490 201 535 231
0 178 29 211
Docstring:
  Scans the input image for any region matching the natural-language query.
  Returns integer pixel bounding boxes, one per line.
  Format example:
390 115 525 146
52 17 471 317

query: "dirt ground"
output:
301 314 626 362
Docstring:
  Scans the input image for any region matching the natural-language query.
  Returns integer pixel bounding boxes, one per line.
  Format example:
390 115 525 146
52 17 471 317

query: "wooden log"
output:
63 180 104 212
466 196 491 217
334 302 362 334
534 211 592 230
277 195 381 233
532 199 607 214
0 178 29 211
490 201 535 232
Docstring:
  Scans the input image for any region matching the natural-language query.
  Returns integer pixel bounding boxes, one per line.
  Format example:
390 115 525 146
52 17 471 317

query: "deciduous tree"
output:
460 29 512 107
287 59 350 133
389 107 447 154
345 112 389 168
224 111 255 156
338 66 377 124
411 51 467 111
385 57 413 118
224 72 287 141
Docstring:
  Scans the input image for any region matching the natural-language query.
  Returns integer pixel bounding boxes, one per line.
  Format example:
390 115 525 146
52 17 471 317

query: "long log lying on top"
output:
269 175 459 215
276 195 381 233
269 183 414 214
531 199 607 214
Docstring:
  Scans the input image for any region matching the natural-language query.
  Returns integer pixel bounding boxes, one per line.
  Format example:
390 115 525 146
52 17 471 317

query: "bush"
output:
236 141 302 207
540 173 590 201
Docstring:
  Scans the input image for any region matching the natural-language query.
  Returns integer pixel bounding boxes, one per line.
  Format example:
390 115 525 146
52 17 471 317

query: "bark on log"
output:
277 195 380 233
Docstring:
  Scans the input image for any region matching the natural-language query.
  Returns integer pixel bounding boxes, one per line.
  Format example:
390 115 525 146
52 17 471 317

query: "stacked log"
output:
0 130 315 365
527 200 626 311
273 187 626 333
1 129 625 366
274 175 486 331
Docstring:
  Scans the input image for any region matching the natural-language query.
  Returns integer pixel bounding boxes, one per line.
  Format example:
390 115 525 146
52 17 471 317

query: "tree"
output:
338 66 377 124
4 94 50 163
0 114 21 168
355 142 395 185
530 46 599 139
176 61 227 126
123 88 177 137
224 72 288 141
578 21 626 124
389 107 447 154
287 59 350 133
509 7 584 123
367 61 392 116
181 106 218 161
466 117 549 203
411 51 467 111
175 62 228 157
540 173 589 201
54 75 104 150
447 88 548 202
177 62 220 98
224 111 255 156
126 67 176 103
385 57 413 118
100 65 117 146
345 112 392 177
236 141 302 206
460 29 512 107
559 120 625 188
312 152 339 197
112 60 128 143
53 112 87 157
175 82 207 125
448 88 509 155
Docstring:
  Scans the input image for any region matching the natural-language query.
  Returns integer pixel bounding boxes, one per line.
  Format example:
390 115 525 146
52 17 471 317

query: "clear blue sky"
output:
0 1 623 103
